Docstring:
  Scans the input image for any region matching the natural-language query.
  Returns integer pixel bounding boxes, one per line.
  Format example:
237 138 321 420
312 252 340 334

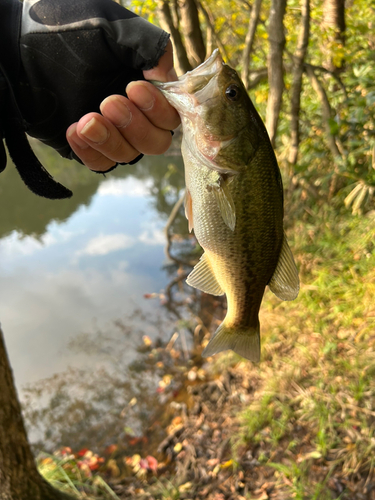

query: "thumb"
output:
143 40 178 83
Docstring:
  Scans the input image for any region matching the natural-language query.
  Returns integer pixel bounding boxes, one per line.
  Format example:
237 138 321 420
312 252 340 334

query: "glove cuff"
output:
0 0 22 84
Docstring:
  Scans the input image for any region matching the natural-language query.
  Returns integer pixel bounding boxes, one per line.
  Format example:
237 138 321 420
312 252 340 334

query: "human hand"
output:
1 0 179 198
66 41 181 172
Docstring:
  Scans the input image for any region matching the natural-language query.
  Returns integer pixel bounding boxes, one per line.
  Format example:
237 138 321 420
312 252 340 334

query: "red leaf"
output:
146 455 158 472
77 448 89 457
139 458 149 470
105 444 118 455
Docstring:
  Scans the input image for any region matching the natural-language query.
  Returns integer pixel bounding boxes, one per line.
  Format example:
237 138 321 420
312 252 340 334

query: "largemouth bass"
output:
154 50 299 362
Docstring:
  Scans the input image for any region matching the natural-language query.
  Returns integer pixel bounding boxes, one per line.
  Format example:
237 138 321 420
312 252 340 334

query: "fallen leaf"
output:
146 455 158 473
174 443 183 453
143 335 152 346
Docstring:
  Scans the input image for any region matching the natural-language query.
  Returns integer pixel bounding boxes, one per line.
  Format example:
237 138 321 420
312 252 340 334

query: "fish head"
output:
153 50 261 173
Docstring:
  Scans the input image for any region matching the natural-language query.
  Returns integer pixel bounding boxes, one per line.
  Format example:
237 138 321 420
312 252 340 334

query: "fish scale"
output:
153 50 299 362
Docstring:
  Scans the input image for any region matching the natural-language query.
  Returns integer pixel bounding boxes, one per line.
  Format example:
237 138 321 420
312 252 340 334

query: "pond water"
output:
0 140 186 398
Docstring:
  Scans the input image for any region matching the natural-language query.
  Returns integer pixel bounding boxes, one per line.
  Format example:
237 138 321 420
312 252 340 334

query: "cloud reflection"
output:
139 229 166 246
97 177 153 198
0 230 75 258
77 233 135 256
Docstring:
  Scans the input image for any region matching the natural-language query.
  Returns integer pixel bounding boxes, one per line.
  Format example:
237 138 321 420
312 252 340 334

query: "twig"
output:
288 0 310 166
241 0 262 89
198 1 231 64
164 192 196 267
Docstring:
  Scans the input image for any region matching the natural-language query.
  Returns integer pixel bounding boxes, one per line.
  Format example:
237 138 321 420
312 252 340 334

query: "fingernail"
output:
127 83 155 111
102 97 132 128
67 126 89 149
80 118 109 144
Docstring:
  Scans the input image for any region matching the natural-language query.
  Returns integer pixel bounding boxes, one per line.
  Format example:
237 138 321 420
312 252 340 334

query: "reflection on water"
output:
0 140 186 397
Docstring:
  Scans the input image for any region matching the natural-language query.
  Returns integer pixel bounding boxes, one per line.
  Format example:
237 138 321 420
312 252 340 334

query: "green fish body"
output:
154 50 299 361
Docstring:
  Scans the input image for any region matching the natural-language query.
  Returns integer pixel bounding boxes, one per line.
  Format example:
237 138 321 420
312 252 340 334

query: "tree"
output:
178 0 206 66
157 0 193 74
240 0 262 90
265 0 287 147
288 0 310 166
322 0 345 72
0 325 74 500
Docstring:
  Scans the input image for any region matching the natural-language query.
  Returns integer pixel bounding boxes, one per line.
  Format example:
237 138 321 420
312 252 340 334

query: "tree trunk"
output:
0 325 73 500
241 0 263 90
157 0 192 75
178 0 206 67
288 0 310 166
322 0 345 72
266 0 287 147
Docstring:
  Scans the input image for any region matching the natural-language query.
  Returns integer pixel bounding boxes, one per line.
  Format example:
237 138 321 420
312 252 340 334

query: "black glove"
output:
0 0 169 199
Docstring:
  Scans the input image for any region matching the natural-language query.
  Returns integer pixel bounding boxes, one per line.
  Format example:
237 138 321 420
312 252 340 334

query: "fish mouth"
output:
152 49 224 112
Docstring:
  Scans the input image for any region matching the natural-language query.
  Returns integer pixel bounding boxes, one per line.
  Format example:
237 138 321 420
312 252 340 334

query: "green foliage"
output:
130 0 375 213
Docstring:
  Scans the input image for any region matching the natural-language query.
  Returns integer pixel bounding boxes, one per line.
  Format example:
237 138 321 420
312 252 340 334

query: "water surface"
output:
0 142 185 394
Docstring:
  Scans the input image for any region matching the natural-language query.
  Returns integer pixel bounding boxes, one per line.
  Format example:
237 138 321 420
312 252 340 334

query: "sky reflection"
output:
0 168 172 391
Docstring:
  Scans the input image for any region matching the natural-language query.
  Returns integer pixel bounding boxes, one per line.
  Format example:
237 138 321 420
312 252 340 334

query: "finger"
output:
67 123 115 171
76 113 141 166
125 81 180 131
143 39 177 83
100 95 174 155
67 113 141 171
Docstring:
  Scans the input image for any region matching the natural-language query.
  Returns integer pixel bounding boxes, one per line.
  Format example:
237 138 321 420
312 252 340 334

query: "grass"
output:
234 207 375 498
37 451 120 500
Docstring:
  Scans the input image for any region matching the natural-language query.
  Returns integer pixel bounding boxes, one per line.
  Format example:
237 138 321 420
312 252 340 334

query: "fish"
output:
153 50 299 362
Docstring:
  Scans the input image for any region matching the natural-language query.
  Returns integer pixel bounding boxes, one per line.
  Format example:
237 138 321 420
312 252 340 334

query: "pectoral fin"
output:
186 253 224 296
185 189 194 232
212 178 236 231
268 235 300 301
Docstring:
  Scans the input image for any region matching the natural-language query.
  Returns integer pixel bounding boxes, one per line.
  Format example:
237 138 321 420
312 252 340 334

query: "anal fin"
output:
268 234 299 301
186 253 224 296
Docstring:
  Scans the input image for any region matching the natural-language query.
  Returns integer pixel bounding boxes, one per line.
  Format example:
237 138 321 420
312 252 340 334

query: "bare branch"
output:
241 0 263 89
305 66 342 197
288 0 310 166
247 67 268 88
164 192 196 268
304 62 348 98
198 1 231 63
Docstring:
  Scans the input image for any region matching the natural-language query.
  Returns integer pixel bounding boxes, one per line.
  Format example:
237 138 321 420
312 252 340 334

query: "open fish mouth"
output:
152 49 224 111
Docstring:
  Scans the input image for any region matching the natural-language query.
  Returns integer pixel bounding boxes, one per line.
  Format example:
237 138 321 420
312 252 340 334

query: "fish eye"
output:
225 84 241 102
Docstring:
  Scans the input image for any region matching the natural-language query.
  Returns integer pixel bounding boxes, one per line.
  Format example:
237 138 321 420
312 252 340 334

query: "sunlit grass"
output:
37 451 120 500
234 208 375 498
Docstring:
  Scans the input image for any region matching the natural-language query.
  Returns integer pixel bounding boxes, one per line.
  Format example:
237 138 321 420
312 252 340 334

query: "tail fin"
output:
202 321 260 362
